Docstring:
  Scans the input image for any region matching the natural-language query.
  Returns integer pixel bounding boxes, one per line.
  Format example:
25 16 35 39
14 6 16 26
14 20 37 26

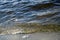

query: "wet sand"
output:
0 32 60 40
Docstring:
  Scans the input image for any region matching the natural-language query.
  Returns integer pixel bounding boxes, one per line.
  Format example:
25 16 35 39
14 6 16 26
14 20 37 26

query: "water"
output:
0 0 60 40
0 0 60 26
0 32 60 40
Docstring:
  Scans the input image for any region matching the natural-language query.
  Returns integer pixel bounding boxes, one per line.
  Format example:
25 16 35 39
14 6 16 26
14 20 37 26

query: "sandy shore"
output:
0 32 60 40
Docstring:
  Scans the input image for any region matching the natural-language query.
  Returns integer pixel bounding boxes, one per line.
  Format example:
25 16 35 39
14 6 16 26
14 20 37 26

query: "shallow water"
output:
0 0 60 35
0 0 60 40
0 32 60 40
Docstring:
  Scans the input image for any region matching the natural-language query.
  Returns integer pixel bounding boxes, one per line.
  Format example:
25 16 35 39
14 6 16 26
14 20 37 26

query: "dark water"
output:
0 0 60 26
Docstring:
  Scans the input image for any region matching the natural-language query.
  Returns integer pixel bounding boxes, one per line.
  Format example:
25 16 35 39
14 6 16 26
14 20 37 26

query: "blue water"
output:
0 0 60 26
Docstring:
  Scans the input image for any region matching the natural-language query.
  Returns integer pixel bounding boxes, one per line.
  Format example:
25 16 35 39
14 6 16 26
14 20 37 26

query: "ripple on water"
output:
0 0 60 35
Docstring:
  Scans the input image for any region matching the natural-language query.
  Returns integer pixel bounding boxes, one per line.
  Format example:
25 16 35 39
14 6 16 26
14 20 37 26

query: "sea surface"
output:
0 0 60 40
0 0 60 26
